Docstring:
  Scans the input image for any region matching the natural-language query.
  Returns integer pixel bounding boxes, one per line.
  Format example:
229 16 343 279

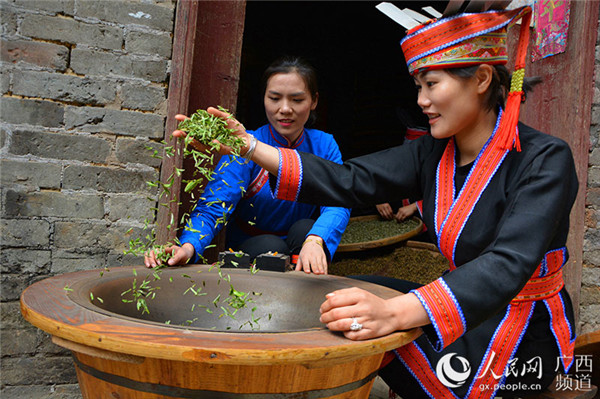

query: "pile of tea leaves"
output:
330 243 449 286
339 218 421 245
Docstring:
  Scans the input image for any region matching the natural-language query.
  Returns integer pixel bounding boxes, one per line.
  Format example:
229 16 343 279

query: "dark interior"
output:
236 1 445 160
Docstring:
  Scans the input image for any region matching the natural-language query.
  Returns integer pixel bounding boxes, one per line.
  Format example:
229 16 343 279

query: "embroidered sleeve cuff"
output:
412 278 466 351
274 148 303 201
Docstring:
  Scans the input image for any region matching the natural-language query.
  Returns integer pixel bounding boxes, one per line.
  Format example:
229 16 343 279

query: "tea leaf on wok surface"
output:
117 108 264 329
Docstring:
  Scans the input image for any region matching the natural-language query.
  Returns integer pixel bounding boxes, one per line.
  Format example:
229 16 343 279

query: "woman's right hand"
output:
144 243 195 268
395 203 417 222
172 108 253 156
376 203 394 220
173 108 281 175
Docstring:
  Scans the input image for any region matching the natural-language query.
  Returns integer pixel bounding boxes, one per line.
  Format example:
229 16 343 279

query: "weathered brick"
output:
1 384 82 399
1 301 30 329
21 14 122 49
37 331 71 356
1 273 31 301
588 166 600 188
0 2 18 37
0 125 7 149
106 193 155 223
1 248 52 274
75 1 174 31
71 47 168 82
0 218 51 247
14 0 75 15
51 249 106 274
582 265 600 286
0 356 77 386
589 149 600 170
54 221 143 252
1 328 38 356
580 285 600 306
115 137 163 167
579 304 600 333
125 30 172 58
107 250 143 267
120 82 166 111
12 70 118 105
583 249 600 267
0 39 69 71
8 128 111 163
64 106 164 138
0 158 62 189
584 228 600 252
63 164 158 193
1 69 9 94
1 97 64 127
3 189 105 219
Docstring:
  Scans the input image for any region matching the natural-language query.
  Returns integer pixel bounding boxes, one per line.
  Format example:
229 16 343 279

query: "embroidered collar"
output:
268 124 305 149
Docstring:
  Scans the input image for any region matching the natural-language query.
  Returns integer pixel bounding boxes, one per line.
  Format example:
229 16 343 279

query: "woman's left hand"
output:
296 235 328 275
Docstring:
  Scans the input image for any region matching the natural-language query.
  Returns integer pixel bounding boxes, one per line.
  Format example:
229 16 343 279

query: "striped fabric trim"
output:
243 168 269 199
400 7 528 69
395 343 458 399
436 113 506 269
398 249 573 399
274 148 302 202
470 301 535 398
409 32 508 74
545 293 575 372
534 248 574 372
413 278 466 350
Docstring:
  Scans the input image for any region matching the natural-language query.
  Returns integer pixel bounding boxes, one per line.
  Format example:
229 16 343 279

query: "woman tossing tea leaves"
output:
144 57 350 275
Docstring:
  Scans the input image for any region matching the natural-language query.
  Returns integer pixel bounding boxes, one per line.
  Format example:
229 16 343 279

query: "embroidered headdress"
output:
380 4 532 151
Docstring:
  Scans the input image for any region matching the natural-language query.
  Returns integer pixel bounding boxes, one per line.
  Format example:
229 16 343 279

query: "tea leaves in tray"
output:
340 218 421 245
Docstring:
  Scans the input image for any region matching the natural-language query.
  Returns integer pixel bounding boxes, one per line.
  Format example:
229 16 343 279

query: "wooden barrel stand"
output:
21 266 420 399
69 349 383 399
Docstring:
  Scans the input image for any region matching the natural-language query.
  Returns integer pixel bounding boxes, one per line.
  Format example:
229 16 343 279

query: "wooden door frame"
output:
517 0 599 326
157 0 246 252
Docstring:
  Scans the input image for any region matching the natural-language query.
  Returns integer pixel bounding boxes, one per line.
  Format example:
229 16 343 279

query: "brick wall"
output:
0 0 174 396
582 13 600 335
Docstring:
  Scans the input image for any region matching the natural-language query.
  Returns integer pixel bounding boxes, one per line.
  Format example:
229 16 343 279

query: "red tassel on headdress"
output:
495 10 532 152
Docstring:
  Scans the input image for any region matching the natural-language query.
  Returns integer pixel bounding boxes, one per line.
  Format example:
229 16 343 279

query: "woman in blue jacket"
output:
145 57 350 274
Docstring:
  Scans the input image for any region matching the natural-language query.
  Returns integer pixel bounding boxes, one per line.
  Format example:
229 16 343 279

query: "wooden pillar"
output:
157 0 246 259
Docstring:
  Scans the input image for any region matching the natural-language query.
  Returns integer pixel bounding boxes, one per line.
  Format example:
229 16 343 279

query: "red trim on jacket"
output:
276 148 301 202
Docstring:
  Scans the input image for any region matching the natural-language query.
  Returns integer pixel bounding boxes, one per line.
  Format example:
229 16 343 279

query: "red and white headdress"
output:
380 3 532 151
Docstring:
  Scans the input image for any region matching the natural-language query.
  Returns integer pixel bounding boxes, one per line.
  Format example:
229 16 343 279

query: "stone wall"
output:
582 12 600 335
0 0 175 396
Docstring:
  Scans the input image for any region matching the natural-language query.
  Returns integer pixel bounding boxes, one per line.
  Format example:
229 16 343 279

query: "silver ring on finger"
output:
350 317 363 331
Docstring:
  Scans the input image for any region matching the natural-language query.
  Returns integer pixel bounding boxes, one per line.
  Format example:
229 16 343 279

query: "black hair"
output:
262 56 319 126
447 65 542 112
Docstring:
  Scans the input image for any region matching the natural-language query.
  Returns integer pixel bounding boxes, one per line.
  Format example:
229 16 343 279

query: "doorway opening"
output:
236 1 444 159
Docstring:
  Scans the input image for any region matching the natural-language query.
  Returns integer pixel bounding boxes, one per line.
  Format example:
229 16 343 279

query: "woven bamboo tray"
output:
337 215 423 252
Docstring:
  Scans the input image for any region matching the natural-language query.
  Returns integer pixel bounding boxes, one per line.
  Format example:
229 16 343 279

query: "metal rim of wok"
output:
20 265 421 365
337 216 424 252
